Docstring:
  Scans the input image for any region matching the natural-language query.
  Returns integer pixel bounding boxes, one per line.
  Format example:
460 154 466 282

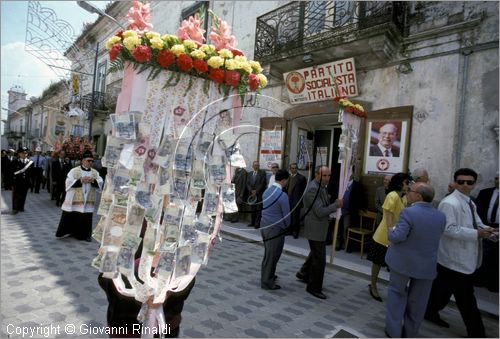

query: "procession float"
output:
91 1 267 333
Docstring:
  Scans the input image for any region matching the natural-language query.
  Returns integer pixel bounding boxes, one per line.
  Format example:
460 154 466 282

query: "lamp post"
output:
77 1 125 141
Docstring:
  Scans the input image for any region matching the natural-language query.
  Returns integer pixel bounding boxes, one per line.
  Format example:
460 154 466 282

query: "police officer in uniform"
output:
12 147 33 214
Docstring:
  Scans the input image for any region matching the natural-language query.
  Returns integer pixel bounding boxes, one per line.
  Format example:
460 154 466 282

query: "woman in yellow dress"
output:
367 173 411 301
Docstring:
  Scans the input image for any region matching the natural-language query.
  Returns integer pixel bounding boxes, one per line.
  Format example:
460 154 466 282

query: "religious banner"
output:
283 57 358 104
329 97 366 263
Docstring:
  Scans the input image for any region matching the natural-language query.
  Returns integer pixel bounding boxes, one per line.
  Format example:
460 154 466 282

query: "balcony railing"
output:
80 91 107 112
5 131 25 139
254 1 407 61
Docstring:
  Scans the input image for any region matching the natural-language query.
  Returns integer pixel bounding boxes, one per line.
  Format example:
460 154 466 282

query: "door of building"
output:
313 127 341 199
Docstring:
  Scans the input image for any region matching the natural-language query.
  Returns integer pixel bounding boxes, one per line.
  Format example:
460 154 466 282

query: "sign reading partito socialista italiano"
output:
283 57 358 104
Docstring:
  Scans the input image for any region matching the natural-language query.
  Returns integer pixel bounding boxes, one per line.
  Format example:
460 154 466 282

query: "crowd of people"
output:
245 161 497 338
2 149 498 337
1 147 106 213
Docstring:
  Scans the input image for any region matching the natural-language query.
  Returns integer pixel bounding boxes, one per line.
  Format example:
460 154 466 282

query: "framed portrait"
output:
297 128 313 170
363 106 413 175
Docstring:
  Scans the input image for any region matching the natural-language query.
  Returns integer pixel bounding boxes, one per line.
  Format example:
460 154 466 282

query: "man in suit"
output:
246 161 267 229
425 168 494 337
260 169 290 290
229 166 247 223
3 149 16 190
296 166 342 299
286 163 307 238
52 151 65 206
369 123 400 157
30 147 46 193
12 147 33 214
473 173 498 292
384 182 446 338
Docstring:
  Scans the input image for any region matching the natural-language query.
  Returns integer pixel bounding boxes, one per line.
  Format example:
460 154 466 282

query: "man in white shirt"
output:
369 123 400 157
425 168 494 337
267 163 279 187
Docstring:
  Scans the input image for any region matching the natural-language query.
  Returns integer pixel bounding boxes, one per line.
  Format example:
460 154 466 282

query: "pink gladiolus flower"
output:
126 0 154 32
209 17 238 51
176 16 206 44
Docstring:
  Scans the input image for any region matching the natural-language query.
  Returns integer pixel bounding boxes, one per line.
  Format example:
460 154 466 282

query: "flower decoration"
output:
176 15 206 44
334 96 367 118
106 2 267 99
126 0 153 32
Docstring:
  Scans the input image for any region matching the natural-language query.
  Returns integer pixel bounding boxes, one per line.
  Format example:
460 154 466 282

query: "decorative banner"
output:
259 130 283 168
283 57 358 104
330 108 362 263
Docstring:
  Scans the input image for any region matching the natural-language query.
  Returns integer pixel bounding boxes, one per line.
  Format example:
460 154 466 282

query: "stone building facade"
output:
71 1 498 200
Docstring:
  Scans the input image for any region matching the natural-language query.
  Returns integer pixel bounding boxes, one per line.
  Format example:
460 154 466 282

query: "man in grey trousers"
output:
296 166 342 299
384 182 446 338
260 169 291 290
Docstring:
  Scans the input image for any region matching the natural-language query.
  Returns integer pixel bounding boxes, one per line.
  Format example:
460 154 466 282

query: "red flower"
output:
157 50 175 68
116 30 124 39
209 68 225 83
176 54 193 72
109 44 122 62
229 47 244 57
132 45 152 63
248 73 260 91
193 59 208 73
225 70 241 87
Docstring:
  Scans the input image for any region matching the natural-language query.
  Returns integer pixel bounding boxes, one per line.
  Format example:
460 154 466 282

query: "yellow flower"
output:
200 44 216 54
339 99 348 106
183 40 197 50
145 31 161 40
171 44 186 57
354 104 364 112
249 60 263 74
123 30 139 39
123 36 141 51
105 36 122 49
234 55 248 63
239 61 253 74
190 49 206 60
225 59 239 70
161 34 180 45
150 37 164 50
257 73 268 87
207 56 224 69
218 48 233 58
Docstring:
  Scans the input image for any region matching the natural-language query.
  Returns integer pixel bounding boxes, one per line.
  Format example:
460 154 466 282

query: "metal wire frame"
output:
254 1 408 61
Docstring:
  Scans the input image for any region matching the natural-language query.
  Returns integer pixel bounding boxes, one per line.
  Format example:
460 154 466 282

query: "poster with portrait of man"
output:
363 107 412 175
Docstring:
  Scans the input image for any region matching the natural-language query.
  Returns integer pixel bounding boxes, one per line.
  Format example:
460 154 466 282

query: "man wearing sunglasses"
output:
425 168 494 337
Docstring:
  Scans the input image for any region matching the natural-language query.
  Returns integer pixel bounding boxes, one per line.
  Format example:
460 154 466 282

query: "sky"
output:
1 0 110 131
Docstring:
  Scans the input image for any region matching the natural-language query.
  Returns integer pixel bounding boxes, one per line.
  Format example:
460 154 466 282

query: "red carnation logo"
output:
157 50 175 68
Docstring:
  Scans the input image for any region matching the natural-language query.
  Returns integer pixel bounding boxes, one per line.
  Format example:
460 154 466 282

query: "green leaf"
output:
185 75 194 93
203 79 210 94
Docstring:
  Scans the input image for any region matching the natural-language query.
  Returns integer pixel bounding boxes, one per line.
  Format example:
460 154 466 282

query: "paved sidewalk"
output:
220 220 499 317
1 190 498 338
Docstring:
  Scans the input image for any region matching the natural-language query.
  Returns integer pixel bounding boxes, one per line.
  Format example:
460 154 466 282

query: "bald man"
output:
370 123 400 157
385 182 446 337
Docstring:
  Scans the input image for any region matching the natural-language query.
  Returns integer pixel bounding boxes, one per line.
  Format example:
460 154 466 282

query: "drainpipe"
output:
454 49 473 170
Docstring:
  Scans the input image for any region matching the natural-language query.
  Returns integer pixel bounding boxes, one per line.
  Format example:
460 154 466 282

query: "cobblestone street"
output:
1 190 498 338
